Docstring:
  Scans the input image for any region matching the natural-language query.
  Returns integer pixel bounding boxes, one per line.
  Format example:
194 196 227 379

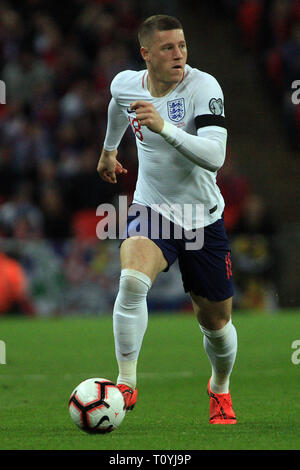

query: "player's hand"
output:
97 148 128 184
130 101 164 133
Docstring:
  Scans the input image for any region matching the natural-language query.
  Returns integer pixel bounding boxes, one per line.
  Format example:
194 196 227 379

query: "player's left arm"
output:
130 76 227 173
159 122 226 172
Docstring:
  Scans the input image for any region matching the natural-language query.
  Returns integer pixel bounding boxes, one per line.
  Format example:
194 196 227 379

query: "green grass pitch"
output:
0 310 300 450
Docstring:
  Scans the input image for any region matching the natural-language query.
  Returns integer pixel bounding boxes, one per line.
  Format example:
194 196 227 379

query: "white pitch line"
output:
0 369 286 381
0 371 195 381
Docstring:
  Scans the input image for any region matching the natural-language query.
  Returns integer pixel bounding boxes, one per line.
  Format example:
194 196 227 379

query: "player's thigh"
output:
190 292 232 330
120 236 168 284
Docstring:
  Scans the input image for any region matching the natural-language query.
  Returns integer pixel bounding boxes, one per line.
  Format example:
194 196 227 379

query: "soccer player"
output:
97 15 237 424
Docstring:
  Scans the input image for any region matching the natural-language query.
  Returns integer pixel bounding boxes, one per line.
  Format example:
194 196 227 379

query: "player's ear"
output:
140 46 148 62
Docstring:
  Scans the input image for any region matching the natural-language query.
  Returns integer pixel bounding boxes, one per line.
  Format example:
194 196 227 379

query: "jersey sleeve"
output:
103 71 131 150
110 70 128 103
103 97 129 151
192 72 227 134
160 121 226 172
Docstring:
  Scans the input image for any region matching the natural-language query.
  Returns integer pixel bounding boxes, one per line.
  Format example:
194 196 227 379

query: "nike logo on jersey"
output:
127 108 135 114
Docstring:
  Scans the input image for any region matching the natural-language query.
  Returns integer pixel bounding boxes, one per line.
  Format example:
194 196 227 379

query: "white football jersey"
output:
110 64 227 229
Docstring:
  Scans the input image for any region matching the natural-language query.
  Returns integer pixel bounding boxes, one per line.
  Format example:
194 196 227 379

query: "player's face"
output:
142 29 187 87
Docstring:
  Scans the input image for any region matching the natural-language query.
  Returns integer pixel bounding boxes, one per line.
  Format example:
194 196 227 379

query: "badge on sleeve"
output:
167 98 186 122
209 98 223 116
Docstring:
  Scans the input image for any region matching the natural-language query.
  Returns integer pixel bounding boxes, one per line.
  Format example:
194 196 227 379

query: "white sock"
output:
113 268 151 389
200 319 237 394
117 359 138 390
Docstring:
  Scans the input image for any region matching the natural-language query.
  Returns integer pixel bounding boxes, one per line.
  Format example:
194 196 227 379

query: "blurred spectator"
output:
280 20 300 150
39 184 71 240
230 194 278 310
67 147 120 212
232 192 276 237
60 80 89 122
0 251 35 316
2 48 54 104
0 6 24 62
0 102 54 180
217 149 251 234
31 12 63 69
0 143 19 201
258 0 292 51
233 0 300 152
0 182 43 239
236 0 263 51
281 20 300 88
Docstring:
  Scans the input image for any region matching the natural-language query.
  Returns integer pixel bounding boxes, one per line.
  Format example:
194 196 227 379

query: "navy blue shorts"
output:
120 204 234 302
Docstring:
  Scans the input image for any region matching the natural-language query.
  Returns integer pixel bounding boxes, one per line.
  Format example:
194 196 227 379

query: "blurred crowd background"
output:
0 0 299 316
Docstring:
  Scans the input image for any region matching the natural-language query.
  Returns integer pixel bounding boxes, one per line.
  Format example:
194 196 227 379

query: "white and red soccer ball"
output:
68 378 126 433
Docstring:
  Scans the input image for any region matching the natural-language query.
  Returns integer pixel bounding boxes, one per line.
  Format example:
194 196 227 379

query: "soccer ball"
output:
68 378 126 434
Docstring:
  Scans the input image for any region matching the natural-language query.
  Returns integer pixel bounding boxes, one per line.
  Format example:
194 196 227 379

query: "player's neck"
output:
146 74 179 97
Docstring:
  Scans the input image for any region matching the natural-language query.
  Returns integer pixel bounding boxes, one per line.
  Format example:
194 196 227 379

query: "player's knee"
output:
119 269 152 296
191 293 232 330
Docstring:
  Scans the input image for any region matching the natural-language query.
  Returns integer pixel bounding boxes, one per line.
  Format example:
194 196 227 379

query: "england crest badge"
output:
167 98 185 122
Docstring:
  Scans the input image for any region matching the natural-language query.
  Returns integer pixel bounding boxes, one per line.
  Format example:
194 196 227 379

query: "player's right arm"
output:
97 148 127 184
97 94 129 184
